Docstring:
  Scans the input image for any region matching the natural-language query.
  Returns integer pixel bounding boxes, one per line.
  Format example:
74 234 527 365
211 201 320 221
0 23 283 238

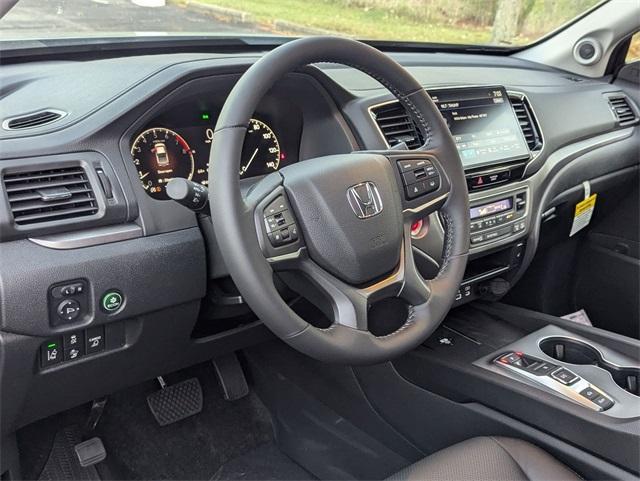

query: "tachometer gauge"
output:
130 128 195 199
239 119 281 178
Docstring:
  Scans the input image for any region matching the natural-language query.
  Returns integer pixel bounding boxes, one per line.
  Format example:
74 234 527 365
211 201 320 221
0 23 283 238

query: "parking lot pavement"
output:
0 0 266 39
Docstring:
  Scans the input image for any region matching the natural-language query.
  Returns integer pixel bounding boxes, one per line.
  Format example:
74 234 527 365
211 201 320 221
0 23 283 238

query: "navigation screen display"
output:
470 198 512 219
429 86 530 169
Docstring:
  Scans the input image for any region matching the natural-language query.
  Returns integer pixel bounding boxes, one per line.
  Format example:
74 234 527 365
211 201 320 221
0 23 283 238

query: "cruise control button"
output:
57 299 81 322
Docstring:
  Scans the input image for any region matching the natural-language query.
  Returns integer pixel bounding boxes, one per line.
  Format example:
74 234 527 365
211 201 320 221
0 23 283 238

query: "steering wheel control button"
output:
263 196 299 248
264 196 288 216
550 368 579 385
101 291 123 313
398 158 441 200
56 299 81 322
41 338 63 368
86 326 106 354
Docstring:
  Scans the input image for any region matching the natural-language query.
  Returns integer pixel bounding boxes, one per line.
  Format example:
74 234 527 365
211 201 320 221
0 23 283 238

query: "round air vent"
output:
573 38 602 66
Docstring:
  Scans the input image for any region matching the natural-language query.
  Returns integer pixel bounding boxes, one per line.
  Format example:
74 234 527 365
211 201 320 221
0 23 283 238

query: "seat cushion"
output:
387 437 581 481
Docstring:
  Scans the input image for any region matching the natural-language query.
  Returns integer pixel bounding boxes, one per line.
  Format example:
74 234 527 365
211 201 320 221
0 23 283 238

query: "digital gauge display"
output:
131 127 196 200
131 118 285 200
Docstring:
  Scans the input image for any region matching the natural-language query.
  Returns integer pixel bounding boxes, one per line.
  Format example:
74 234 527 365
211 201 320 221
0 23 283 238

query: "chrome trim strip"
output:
495 356 606 412
29 224 142 249
403 192 449 215
538 335 640 370
506 90 545 160
2 109 68 131
461 266 510 286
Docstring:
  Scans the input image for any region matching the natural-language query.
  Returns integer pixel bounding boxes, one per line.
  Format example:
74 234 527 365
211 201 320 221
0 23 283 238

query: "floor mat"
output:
94 363 274 480
212 443 315 481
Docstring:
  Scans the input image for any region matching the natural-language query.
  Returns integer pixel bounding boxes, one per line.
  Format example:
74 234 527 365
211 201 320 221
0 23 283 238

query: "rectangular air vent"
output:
3 167 98 226
509 95 543 152
3 110 66 130
370 102 424 149
608 95 638 126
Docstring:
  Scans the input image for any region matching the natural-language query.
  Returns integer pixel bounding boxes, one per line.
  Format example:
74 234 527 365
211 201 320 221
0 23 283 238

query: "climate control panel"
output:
469 187 528 248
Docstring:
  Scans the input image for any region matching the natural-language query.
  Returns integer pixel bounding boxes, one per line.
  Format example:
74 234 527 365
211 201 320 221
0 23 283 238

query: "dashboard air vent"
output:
509 95 542 152
607 95 638 126
2 167 98 226
370 102 424 149
3 110 66 131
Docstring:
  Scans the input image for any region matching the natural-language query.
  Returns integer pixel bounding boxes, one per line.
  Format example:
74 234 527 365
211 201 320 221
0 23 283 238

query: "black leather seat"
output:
387 437 581 481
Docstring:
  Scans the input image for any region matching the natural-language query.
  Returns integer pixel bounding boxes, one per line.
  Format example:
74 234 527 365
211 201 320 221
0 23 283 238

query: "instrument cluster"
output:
130 99 301 200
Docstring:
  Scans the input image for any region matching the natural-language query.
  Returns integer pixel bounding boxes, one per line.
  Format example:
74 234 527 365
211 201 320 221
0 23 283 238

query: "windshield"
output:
1 0 604 46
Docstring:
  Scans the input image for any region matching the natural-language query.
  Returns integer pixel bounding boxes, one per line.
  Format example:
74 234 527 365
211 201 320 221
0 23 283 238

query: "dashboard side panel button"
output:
86 326 105 354
41 338 63 368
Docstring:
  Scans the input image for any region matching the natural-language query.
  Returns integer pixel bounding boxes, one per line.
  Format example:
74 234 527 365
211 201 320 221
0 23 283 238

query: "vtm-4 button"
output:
397 159 441 200
495 351 615 412
263 195 299 248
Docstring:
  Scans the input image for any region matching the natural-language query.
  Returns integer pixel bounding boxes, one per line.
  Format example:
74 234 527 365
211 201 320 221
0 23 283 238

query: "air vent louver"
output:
3 110 66 130
2 167 98 226
370 102 424 149
608 95 638 126
509 96 542 152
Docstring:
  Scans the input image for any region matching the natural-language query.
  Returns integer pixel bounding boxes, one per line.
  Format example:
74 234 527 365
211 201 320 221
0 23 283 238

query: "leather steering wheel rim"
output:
210 36 469 365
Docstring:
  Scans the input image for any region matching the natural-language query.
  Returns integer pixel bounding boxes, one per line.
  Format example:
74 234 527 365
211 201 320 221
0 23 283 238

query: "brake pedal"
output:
212 352 249 401
146 376 203 426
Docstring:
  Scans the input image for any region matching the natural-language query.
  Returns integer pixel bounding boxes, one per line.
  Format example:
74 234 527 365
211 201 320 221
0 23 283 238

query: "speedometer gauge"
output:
239 119 281 178
131 127 195 200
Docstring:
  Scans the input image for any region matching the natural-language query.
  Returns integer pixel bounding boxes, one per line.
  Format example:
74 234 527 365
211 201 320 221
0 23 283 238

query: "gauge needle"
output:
241 148 259 175
139 172 149 180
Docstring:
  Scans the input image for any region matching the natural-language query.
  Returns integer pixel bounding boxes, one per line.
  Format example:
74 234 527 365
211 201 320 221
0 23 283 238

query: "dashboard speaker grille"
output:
370 102 424 149
2 167 98 226
3 110 66 130
608 95 638 127
509 95 542 152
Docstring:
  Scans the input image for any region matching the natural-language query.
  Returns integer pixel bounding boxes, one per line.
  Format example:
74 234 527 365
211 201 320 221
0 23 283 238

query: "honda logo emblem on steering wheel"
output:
347 181 383 219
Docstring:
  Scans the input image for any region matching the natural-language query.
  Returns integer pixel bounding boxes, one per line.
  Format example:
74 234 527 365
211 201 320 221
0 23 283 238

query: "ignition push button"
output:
101 290 124 313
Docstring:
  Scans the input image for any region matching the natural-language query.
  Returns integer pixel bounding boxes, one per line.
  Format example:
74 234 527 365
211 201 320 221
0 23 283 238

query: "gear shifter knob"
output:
166 178 209 212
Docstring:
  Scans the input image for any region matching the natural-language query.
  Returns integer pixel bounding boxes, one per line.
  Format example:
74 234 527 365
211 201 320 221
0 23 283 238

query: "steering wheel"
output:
209 37 469 365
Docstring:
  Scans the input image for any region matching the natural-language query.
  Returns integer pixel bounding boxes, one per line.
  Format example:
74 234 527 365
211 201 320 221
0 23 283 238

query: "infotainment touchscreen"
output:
429 86 530 169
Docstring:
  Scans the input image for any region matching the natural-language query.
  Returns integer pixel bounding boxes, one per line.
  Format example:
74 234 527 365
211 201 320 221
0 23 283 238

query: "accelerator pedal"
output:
146 376 203 426
212 352 249 401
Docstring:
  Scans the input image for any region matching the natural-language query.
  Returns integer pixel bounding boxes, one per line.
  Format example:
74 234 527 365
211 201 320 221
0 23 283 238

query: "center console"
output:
393 303 640 476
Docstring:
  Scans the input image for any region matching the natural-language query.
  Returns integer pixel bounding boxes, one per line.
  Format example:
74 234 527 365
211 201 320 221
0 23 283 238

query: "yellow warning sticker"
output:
570 194 597 237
